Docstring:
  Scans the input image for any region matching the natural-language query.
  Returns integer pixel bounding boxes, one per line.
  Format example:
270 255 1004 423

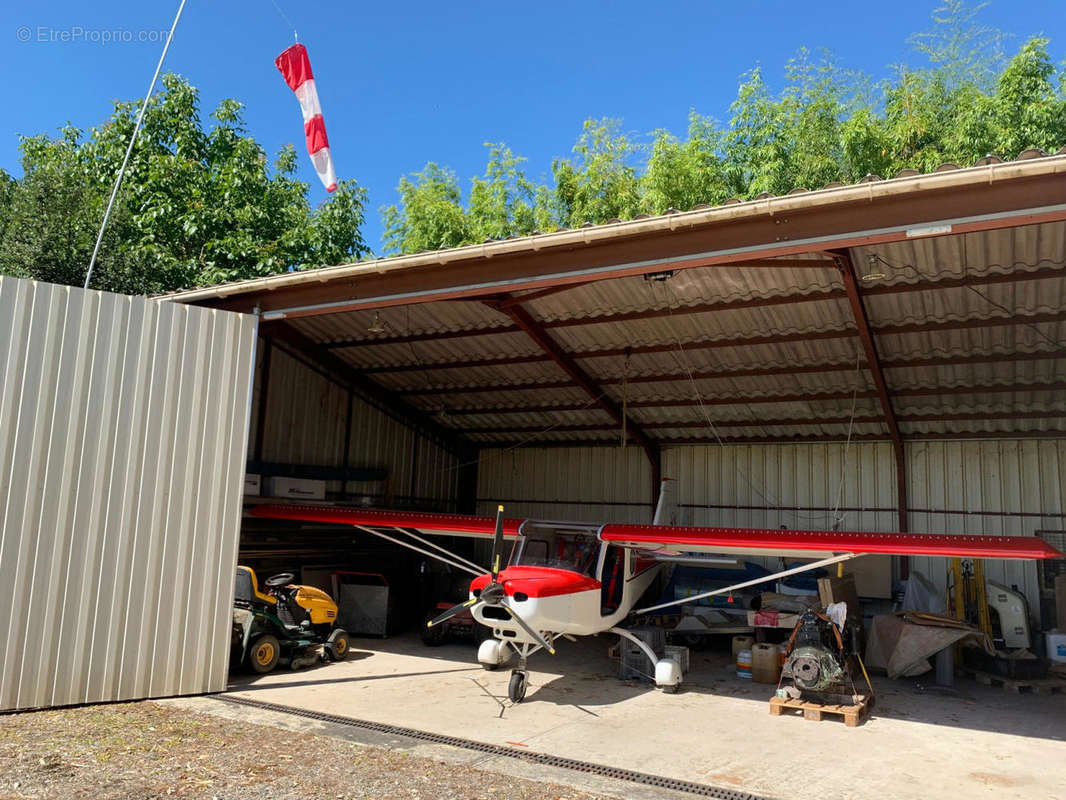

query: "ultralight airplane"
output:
252 482 1062 702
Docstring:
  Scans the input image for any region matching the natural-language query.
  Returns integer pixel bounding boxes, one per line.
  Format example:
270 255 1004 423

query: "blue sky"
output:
2 1 1063 251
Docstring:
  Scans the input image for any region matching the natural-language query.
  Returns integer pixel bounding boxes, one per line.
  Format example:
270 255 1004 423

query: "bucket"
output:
736 648 753 679
731 635 754 658
752 643 781 684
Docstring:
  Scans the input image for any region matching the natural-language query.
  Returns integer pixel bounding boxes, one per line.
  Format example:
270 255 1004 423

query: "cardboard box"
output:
244 473 261 496
264 476 325 500
818 575 861 623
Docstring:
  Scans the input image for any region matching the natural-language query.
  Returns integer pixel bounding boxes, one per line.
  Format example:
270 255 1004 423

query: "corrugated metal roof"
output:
217 158 1066 448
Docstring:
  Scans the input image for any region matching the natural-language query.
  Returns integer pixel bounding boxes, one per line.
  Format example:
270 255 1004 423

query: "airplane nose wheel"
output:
508 669 528 703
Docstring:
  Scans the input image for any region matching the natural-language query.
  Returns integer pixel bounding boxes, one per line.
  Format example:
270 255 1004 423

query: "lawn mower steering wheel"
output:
264 572 295 588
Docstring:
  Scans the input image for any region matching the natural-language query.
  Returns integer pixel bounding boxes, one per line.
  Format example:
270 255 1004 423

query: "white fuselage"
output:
471 545 663 645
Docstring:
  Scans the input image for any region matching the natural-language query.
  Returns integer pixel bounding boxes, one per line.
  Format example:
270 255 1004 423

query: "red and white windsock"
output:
275 43 337 193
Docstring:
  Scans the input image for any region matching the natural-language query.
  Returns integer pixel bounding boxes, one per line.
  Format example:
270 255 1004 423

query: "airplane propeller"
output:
425 505 554 655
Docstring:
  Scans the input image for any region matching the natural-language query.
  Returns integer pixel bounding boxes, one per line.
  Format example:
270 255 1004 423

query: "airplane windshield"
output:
512 522 602 577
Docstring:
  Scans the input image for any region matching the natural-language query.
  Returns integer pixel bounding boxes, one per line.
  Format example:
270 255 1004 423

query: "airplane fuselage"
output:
470 544 662 642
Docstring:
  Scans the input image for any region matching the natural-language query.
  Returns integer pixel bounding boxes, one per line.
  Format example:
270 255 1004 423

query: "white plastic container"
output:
1046 631 1066 663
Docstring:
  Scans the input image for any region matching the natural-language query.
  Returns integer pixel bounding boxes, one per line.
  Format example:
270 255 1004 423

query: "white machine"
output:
986 582 1032 649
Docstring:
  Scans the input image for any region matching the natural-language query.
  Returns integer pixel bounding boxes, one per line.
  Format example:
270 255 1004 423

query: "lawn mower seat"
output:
235 566 276 608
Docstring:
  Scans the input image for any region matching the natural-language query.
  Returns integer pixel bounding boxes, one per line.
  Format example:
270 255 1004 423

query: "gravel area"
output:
0 701 613 800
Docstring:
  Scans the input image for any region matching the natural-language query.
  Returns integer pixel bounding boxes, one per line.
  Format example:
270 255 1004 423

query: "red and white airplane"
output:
251 486 1061 702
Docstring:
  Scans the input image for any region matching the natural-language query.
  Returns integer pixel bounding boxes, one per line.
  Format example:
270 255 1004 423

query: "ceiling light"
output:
367 311 386 334
860 254 887 282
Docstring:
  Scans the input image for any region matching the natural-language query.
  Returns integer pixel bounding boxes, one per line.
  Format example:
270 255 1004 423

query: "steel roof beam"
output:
478 430 1066 449
457 410 1064 436
394 349 1065 397
440 391 875 415
349 308 1066 377
318 266 1064 352
489 299 662 502
321 288 844 350
492 282 595 308
372 354 860 380
433 380 1066 416
458 416 886 434
356 330 855 374
834 250 908 532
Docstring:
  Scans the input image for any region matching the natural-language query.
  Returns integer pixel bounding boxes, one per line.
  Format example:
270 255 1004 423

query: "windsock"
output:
275 43 337 193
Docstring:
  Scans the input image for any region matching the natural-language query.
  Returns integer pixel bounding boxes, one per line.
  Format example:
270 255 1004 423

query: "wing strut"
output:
395 526 486 574
634 553 859 615
352 524 485 578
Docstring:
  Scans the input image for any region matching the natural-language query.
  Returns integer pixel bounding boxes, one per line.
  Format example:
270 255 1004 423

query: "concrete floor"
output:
219 632 1066 800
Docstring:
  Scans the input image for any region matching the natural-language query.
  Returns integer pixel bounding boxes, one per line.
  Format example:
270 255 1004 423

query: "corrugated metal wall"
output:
476 441 1065 612
663 442 900 532
252 344 459 507
908 440 1065 614
476 446 654 523
0 277 256 711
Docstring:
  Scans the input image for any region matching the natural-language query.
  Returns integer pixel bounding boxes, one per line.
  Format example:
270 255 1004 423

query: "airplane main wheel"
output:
508 670 528 703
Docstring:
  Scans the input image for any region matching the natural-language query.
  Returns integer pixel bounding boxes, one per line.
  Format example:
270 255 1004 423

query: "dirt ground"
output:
0 701 613 800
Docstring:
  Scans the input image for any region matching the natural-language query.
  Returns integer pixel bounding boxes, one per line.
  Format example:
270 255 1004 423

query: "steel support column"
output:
833 250 908 532
490 300 662 505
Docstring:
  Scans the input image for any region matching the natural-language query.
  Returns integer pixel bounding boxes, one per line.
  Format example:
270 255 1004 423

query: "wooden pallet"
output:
768 694 873 727
964 669 1066 695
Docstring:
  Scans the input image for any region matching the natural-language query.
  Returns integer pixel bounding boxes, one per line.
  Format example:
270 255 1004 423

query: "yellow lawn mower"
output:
232 566 352 674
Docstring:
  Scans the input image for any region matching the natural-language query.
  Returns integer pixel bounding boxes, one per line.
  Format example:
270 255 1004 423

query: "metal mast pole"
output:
84 0 188 289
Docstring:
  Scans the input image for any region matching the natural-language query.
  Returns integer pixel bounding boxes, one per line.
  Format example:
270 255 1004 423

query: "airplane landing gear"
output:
508 669 528 702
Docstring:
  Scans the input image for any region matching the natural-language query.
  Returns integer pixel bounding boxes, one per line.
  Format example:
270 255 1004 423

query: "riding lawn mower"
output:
232 566 352 674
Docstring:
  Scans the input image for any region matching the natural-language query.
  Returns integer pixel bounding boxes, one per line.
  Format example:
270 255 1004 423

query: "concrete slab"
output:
222 633 1066 800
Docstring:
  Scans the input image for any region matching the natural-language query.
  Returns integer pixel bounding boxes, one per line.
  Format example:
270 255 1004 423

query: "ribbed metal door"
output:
0 277 256 711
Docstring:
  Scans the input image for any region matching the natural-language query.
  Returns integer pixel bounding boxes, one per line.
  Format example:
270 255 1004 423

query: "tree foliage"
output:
382 2 1065 254
0 74 369 294
3 2 1064 278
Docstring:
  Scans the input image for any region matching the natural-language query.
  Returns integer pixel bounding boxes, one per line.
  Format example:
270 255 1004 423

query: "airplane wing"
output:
250 503 1062 560
599 523 1063 560
249 503 523 539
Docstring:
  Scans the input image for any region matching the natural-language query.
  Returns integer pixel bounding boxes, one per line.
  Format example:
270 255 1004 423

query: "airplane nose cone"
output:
471 566 600 599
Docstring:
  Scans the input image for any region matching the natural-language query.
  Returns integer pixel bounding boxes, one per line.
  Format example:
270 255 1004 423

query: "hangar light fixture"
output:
860 254 887 282
367 311 387 334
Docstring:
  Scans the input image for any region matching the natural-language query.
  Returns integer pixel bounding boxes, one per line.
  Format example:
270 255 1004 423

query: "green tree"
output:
641 113 728 214
1 74 368 294
379 1 1064 250
553 119 641 226
908 0 1008 91
381 163 470 254
723 68 789 197
983 38 1066 157
467 143 552 241
0 168 14 238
